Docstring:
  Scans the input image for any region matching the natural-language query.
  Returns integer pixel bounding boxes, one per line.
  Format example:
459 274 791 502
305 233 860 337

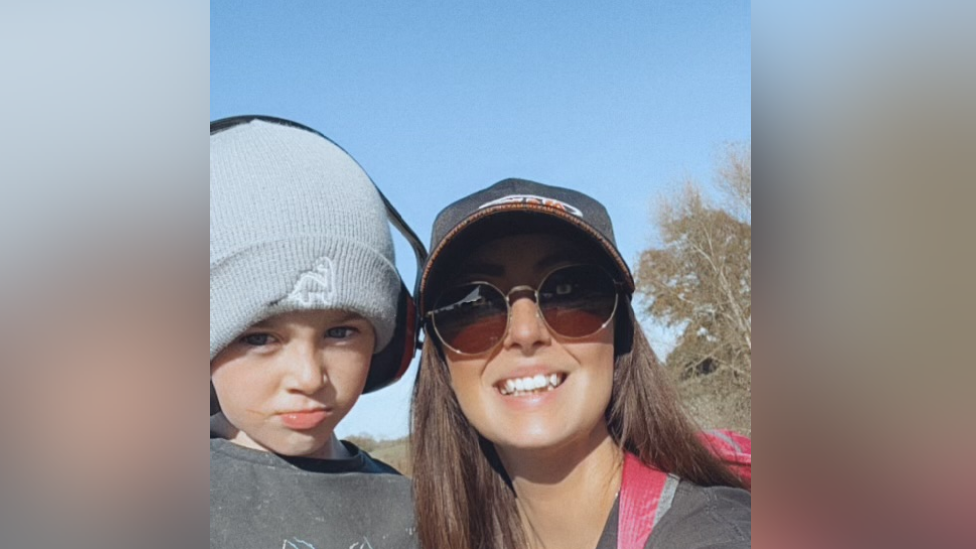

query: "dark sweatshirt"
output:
210 436 417 549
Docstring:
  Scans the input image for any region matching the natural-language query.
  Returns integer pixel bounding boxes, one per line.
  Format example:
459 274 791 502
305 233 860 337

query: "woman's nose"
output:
503 294 551 352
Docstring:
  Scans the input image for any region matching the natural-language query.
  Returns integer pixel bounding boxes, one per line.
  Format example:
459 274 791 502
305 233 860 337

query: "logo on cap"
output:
479 195 584 218
284 257 336 308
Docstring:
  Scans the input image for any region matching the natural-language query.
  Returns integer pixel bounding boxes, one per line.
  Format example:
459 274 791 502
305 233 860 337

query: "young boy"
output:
210 117 416 549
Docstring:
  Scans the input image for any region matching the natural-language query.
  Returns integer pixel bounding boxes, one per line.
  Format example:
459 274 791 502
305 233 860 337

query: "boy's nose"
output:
503 295 551 353
286 349 327 394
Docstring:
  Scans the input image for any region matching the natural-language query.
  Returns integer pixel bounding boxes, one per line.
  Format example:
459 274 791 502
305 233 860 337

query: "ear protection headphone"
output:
210 115 427 416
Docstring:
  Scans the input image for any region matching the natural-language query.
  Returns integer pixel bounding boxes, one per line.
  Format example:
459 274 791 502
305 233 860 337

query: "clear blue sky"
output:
211 0 751 439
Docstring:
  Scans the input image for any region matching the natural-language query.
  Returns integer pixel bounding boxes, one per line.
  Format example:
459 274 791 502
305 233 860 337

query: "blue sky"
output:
212 1 751 439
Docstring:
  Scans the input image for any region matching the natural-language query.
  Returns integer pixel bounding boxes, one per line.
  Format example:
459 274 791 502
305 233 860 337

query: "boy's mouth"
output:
495 373 567 397
278 409 329 430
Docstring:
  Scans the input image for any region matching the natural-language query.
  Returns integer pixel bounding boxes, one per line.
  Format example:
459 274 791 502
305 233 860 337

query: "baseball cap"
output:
419 178 635 314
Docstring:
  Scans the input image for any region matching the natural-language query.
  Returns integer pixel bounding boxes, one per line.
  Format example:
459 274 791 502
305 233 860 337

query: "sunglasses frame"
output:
426 263 624 356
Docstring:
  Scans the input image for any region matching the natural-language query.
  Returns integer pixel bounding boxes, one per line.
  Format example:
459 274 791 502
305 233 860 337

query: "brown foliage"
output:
637 144 752 430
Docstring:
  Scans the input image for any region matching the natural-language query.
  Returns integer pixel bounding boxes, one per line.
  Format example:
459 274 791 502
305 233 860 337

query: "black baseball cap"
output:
419 178 635 315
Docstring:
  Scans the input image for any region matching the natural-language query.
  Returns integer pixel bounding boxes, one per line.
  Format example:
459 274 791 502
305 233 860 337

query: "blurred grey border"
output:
0 2 206 549
756 0 975 547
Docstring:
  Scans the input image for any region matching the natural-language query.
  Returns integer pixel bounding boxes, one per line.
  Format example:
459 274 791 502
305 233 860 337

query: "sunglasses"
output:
427 264 622 355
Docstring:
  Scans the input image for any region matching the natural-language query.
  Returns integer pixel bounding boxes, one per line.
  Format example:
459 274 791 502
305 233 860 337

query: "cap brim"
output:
420 204 635 314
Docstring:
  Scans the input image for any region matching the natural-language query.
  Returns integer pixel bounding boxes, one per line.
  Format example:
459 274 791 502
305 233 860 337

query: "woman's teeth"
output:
498 374 565 396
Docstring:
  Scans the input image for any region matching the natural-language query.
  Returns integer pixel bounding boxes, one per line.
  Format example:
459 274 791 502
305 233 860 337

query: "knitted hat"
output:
210 119 400 360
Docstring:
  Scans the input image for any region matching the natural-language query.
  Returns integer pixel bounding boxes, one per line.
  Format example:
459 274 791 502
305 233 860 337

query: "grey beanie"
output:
210 119 400 360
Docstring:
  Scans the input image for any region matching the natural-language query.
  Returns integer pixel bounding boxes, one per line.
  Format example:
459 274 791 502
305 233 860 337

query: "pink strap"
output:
700 430 752 490
618 453 670 549
618 431 753 549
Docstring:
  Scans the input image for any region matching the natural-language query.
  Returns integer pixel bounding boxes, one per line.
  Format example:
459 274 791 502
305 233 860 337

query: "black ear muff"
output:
614 295 635 357
363 282 420 393
210 115 427 417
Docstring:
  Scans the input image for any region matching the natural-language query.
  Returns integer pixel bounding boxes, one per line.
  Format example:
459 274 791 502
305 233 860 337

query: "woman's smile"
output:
495 371 567 397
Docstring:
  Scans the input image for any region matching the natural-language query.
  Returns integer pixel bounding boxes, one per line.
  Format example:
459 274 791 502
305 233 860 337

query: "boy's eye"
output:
240 333 273 346
326 327 357 339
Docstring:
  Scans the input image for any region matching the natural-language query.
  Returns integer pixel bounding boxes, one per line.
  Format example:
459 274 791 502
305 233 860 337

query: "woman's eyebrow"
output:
455 261 504 279
457 251 579 280
536 251 579 271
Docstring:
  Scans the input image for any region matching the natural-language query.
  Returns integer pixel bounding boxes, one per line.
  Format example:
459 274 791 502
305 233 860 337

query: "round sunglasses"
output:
427 264 623 355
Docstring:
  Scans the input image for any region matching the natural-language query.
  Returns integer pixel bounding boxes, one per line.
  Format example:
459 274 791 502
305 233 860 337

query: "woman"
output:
412 179 751 549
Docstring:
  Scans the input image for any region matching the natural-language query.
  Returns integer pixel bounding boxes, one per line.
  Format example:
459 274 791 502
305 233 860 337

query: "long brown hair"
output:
411 299 746 549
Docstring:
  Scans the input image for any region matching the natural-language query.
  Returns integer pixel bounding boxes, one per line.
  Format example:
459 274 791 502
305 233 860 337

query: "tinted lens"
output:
539 265 618 338
431 283 509 354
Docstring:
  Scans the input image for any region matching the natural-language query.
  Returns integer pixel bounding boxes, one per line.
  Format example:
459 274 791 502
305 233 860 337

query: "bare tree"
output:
637 144 752 432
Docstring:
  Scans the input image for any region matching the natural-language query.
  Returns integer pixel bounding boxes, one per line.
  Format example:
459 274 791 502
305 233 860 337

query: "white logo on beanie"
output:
479 195 584 217
284 257 337 308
